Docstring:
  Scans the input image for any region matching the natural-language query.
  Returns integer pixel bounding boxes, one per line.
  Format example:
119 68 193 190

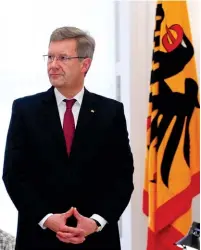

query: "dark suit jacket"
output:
2 87 134 250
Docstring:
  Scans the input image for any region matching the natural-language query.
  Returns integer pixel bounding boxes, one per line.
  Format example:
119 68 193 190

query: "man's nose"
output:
50 57 60 68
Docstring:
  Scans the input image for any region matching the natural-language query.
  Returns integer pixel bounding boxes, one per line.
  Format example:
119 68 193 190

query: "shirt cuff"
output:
90 214 108 230
38 213 53 229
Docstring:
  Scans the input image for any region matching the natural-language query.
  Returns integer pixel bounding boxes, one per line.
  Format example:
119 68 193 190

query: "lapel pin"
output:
91 109 95 113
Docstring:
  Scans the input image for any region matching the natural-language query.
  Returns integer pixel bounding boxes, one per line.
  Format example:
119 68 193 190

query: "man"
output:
2 26 134 250
0 229 15 250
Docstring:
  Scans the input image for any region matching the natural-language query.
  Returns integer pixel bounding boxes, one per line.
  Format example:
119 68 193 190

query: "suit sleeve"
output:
94 102 134 223
2 100 50 224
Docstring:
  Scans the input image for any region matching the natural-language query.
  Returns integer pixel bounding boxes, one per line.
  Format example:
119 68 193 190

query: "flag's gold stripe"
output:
154 46 160 52
151 109 158 122
156 16 162 21
151 82 159 96
152 62 159 71
155 31 160 37
158 114 163 126
151 81 158 86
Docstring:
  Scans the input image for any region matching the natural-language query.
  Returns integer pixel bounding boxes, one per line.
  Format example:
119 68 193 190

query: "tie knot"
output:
64 99 76 109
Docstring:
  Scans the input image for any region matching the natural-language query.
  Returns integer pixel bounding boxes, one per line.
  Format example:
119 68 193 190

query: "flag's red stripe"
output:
156 172 200 231
147 225 184 250
143 189 149 216
143 172 200 231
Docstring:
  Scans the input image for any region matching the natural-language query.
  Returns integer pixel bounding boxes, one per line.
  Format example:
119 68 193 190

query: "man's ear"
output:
81 58 92 75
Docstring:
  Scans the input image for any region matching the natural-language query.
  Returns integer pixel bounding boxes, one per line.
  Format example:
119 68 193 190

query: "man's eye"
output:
60 56 67 61
48 55 53 60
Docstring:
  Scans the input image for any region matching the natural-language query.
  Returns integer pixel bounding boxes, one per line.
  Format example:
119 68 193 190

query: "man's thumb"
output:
64 207 74 219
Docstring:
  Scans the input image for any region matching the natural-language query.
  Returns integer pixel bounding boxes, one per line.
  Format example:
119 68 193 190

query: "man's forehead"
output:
48 39 77 52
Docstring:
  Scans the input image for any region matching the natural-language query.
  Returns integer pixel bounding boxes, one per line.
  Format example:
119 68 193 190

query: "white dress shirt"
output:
39 87 107 230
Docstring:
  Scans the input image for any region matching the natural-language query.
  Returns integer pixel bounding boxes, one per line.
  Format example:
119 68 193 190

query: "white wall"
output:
115 1 133 249
0 0 116 236
129 1 200 250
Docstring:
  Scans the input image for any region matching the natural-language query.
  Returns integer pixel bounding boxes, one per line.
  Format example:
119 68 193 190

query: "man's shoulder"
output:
90 92 122 108
13 89 48 106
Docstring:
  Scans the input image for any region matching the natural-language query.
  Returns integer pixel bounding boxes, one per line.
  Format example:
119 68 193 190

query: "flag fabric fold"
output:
143 1 200 249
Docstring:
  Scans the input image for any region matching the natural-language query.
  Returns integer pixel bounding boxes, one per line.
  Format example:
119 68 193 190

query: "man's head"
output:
46 26 95 92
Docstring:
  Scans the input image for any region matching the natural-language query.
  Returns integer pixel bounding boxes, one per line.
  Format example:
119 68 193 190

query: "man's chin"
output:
50 81 65 88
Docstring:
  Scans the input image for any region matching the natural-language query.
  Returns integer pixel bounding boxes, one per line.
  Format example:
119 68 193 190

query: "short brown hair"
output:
50 26 95 59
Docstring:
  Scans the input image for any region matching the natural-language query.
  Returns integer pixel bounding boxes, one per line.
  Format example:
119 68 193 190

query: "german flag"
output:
143 1 200 249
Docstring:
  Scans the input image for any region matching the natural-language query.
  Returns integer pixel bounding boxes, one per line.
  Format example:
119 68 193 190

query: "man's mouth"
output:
50 74 61 78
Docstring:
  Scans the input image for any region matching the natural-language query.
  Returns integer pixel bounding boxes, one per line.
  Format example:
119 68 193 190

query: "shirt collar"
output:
54 87 85 106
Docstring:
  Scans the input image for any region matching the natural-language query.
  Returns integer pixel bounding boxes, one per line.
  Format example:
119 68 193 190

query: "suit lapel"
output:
70 89 97 161
40 87 67 162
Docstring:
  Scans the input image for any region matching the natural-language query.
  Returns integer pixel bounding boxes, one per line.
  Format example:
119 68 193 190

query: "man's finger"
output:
57 234 85 244
58 225 85 235
63 207 74 219
73 207 82 220
68 236 85 244
56 235 70 243
57 232 75 238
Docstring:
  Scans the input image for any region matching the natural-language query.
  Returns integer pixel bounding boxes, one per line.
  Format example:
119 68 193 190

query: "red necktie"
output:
63 99 76 155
